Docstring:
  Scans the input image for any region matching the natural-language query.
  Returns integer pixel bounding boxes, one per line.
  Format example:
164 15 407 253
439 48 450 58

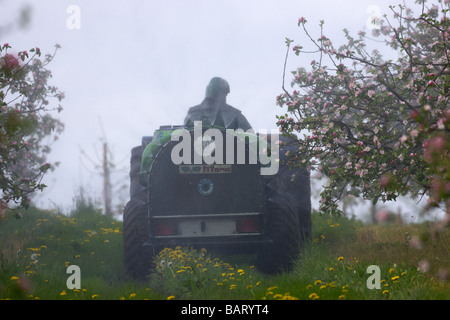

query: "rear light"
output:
154 220 177 236
236 216 260 233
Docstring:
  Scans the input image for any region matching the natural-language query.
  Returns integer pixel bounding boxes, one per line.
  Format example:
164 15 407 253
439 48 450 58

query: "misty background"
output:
1 0 439 222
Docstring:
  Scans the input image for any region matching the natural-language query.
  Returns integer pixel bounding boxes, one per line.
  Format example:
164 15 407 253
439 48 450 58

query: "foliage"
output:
0 43 64 209
276 0 449 215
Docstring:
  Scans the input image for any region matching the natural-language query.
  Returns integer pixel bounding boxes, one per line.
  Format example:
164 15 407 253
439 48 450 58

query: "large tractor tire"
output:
123 198 153 280
256 184 301 274
277 135 312 243
129 146 145 201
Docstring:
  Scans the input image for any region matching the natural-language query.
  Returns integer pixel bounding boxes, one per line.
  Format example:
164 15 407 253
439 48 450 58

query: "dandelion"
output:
91 294 99 299
60 290 67 296
337 256 344 261
10 276 19 280
167 295 175 300
129 293 136 299
308 293 320 300
391 276 400 282
314 280 322 285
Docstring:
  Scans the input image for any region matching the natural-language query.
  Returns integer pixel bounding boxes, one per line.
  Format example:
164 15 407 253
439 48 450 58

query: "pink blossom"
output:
2 53 19 70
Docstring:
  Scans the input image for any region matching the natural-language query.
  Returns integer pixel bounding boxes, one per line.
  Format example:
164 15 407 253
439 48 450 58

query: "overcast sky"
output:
2 0 426 218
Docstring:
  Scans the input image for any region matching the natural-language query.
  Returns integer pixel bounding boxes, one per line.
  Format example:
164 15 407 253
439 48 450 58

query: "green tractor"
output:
123 78 311 280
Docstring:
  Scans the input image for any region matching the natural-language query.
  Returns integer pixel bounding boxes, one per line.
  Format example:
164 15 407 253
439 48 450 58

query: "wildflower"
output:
391 276 400 282
308 293 320 300
314 280 322 285
60 290 67 296
91 294 99 299
418 260 430 273
10 276 19 280
337 256 344 261
167 295 175 300
382 290 389 295
129 293 136 299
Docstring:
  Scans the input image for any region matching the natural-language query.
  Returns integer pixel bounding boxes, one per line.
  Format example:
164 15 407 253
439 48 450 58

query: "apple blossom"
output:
0 44 64 209
277 0 449 215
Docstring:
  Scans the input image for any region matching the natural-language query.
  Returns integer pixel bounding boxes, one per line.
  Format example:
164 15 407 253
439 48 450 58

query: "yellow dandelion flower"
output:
391 276 400 282
314 280 322 285
91 294 99 299
129 293 136 299
167 295 175 300
60 290 67 296
308 293 320 300
329 267 334 271
337 256 344 261
10 276 19 280
382 290 389 295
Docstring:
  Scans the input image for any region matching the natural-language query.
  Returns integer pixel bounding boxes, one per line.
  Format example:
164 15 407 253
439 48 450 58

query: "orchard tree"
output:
0 43 64 210
276 0 449 215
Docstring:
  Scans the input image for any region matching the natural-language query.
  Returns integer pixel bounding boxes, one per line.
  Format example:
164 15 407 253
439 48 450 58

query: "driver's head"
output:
205 77 230 101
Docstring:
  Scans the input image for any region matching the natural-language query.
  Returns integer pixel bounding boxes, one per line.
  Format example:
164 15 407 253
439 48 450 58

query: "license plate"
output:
178 219 236 236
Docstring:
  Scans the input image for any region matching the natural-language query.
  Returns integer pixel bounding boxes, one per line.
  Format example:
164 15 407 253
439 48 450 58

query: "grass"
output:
0 205 448 300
